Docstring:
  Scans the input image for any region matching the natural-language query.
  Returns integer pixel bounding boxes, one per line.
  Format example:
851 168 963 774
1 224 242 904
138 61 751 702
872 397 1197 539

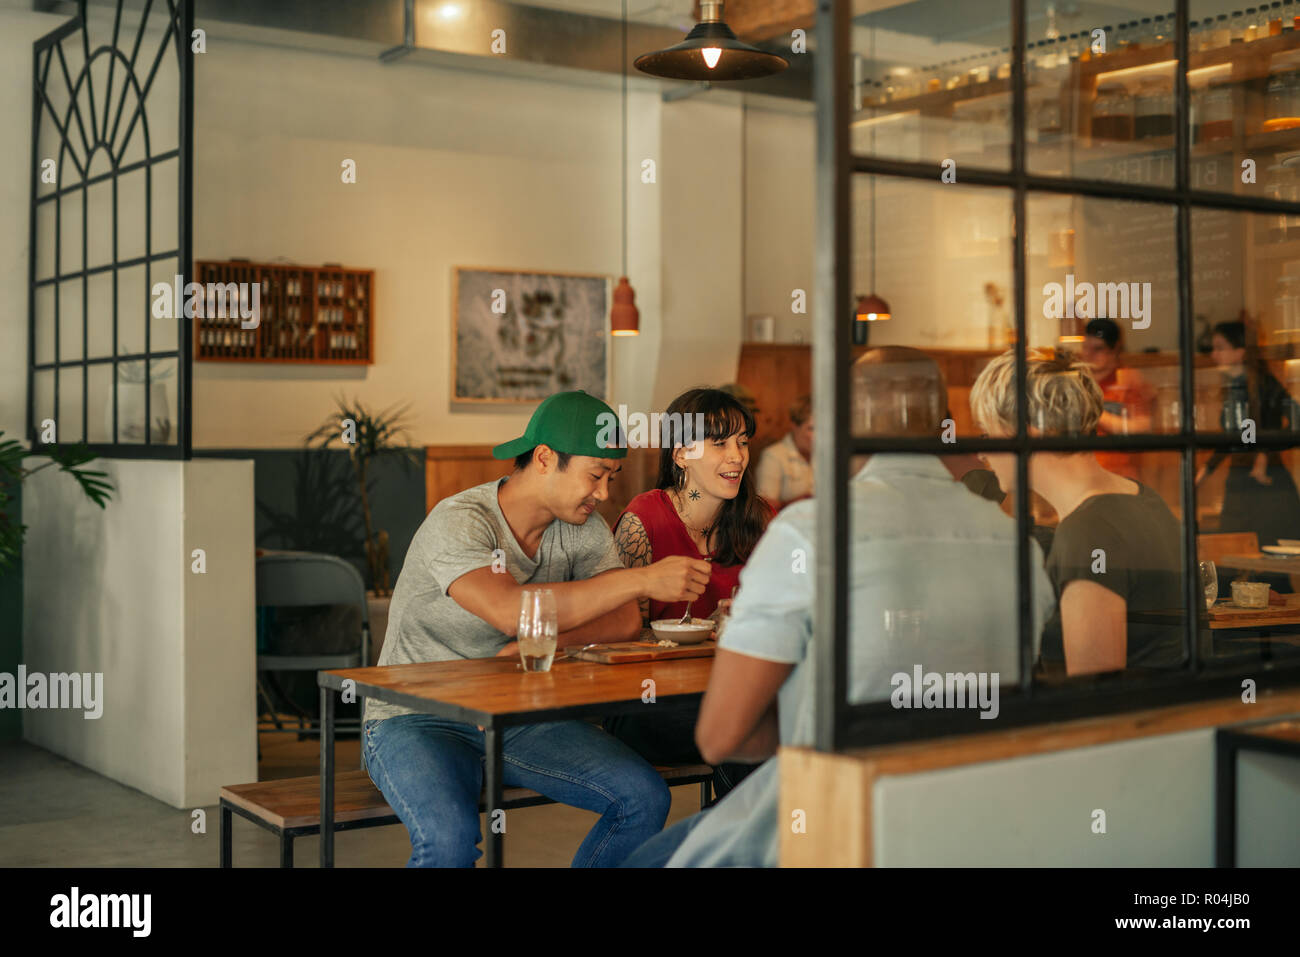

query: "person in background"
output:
620 348 1050 867
362 390 712 867
755 394 814 508
609 387 774 801
1080 318 1156 482
1197 320 1300 559
971 350 1186 676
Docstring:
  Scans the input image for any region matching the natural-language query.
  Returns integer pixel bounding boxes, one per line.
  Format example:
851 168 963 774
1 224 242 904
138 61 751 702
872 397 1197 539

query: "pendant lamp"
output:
612 0 640 336
857 172 891 324
634 0 787 81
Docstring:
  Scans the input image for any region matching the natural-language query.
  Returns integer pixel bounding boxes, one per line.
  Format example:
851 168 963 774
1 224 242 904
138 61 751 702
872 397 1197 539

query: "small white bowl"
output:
650 618 715 645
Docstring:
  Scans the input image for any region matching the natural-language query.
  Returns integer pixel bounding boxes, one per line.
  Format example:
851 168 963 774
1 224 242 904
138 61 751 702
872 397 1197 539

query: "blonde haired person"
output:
970 350 1186 676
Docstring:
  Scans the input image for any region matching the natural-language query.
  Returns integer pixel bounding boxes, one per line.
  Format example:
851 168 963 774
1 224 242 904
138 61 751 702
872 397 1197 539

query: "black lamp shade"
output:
634 21 788 81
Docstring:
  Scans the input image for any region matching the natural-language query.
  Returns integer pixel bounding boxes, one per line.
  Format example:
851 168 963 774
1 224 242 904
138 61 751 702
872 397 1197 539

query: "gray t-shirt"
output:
364 477 625 724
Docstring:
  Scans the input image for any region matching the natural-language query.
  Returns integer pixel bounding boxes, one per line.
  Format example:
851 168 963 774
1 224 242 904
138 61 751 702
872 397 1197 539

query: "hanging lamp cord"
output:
622 0 629 277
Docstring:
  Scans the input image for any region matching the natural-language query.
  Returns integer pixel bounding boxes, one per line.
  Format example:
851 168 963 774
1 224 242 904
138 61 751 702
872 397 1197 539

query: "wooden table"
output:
1217 552 1300 577
316 654 713 867
1208 594 1300 630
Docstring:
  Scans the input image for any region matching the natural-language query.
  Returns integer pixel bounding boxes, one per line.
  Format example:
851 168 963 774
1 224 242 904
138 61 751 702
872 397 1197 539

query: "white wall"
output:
872 727 1300 866
192 40 752 447
652 95 745 409
22 458 255 808
744 106 815 344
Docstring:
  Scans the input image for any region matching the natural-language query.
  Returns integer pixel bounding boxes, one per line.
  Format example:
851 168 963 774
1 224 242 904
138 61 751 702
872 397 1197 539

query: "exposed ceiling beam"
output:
699 0 915 42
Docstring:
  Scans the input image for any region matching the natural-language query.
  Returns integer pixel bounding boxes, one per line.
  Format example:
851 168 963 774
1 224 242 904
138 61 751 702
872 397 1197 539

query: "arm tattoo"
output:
614 513 653 625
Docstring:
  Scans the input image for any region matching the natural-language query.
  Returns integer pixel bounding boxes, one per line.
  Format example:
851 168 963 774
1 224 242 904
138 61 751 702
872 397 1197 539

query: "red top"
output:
1094 368 1156 481
620 489 773 623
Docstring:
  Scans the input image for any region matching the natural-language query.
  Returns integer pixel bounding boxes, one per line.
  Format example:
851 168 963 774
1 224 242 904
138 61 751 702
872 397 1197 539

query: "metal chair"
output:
255 550 370 756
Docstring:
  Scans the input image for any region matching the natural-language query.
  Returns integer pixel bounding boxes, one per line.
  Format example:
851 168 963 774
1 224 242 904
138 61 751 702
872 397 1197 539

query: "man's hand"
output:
638 555 711 604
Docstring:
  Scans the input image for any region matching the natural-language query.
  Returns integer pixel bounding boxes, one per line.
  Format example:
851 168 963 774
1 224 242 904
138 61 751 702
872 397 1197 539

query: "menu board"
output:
1077 152 1243 353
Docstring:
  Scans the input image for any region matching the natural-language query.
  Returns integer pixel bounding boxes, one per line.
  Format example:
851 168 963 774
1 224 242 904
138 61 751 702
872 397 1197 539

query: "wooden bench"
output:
220 765 715 867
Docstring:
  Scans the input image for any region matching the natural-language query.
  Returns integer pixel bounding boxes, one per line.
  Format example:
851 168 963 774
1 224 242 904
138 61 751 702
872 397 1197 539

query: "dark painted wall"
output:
193 448 426 588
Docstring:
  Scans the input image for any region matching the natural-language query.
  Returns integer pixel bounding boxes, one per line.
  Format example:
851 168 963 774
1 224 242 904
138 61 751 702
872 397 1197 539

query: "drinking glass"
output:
517 588 558 672
1199 560 1218 611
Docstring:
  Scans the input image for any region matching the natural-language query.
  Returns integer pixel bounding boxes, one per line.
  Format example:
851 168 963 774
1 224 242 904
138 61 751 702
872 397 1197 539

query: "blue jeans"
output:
362 713 671 867
620 811 709 867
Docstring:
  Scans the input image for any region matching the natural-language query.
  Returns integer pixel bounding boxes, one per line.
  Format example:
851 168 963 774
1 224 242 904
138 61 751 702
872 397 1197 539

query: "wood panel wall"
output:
424 445 659 531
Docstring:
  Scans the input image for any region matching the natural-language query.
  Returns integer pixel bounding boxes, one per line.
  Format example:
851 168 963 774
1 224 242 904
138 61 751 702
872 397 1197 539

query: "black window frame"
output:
813 0 1300 751
27 0 194 461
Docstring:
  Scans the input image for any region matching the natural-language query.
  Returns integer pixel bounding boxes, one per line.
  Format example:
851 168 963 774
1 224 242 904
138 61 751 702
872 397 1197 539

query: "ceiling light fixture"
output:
612 0 640 337
634 0 787 82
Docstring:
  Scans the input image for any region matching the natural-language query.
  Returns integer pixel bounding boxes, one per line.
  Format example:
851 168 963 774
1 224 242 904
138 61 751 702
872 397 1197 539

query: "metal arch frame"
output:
813 0 1300 753
28 0 193 461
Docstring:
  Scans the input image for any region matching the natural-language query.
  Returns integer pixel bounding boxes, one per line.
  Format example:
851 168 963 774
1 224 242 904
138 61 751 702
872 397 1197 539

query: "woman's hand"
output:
1250 454 1273 486
495 641 519 658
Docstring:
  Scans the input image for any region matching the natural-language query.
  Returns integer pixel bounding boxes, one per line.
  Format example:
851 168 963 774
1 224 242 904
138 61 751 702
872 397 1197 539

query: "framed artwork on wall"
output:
452 266 610 403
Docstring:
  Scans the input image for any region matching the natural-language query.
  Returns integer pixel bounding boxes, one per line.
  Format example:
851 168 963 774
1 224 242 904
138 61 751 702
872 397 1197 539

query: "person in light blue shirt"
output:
621 346 1055 868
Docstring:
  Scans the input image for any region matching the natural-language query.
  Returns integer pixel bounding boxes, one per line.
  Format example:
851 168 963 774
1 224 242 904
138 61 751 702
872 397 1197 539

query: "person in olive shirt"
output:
971 350 1186 675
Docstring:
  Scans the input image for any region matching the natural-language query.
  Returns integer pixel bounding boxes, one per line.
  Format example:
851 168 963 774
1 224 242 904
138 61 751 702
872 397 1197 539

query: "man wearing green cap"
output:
363 390 712 867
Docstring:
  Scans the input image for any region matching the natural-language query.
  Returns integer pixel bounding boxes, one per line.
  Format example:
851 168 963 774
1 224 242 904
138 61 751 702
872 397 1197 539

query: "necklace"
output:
671 489 716 539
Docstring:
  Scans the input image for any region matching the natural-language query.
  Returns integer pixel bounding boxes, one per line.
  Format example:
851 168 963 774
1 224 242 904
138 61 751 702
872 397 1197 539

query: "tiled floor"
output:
0 729 704 867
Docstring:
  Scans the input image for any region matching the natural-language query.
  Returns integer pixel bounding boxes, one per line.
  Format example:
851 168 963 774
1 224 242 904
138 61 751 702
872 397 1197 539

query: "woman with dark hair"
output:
614 387 774 626
606 387 774 801
1197 320 1300 554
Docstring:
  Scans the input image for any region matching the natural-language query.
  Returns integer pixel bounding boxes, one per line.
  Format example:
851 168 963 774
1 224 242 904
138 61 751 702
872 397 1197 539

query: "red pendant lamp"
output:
612 0 640 337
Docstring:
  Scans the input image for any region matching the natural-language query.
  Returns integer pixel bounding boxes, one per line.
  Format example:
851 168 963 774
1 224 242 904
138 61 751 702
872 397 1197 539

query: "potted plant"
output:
306 397 420 597
0 433 114 574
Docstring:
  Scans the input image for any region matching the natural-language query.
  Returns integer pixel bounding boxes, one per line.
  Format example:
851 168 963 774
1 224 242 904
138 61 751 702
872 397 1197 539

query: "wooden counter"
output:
779 686 1300 867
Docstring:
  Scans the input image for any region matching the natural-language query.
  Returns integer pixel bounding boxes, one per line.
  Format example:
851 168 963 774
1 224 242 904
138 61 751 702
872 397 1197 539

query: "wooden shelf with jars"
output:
193 259 374 364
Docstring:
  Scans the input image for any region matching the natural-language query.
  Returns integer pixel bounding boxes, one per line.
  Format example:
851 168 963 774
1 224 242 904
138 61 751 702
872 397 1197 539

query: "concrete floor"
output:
0 730 704 867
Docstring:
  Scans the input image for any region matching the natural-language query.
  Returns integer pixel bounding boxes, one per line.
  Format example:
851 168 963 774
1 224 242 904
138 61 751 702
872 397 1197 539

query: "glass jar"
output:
1212 13 1231 46
1263 57 1300 131
1275 263 1300 342
1035 95 1063 143
1231 9 1248 41
1135 75 1174 139
1246 6 1260 41
1200 80 1235 141
1092 81 1135 141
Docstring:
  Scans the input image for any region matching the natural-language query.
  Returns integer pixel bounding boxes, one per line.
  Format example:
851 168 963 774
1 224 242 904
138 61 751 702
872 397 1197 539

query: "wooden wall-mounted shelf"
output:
194 260 374 364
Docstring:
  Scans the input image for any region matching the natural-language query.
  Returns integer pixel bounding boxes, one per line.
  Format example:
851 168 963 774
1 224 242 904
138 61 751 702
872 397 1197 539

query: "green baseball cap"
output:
491 390 628 460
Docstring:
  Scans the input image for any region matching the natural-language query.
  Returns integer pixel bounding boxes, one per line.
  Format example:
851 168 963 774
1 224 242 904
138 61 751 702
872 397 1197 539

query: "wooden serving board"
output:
569 640 718 664
1209 594 1300 629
